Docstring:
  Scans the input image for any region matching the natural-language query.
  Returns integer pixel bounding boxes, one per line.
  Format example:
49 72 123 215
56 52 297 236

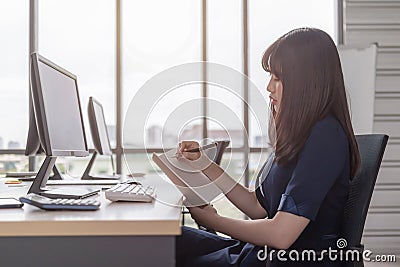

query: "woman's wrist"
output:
189 151 213 171
209 212 223 232
202 165 237 194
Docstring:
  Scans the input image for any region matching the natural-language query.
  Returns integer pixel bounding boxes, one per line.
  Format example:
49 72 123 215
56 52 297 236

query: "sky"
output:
0 0 336 149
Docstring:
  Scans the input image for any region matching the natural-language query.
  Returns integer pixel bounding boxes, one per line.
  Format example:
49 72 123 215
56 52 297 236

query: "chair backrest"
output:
204 140 230 165
341 134 388 247
213 140 230 165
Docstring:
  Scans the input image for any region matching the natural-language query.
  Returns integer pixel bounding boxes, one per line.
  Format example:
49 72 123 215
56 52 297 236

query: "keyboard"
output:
47 179 119 186
20 193 100 211
105 181 156 202
82 173 122 180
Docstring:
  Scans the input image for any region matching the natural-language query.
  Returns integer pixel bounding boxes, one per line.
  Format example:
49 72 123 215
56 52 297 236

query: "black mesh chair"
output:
340 134 388 267
185 134 389 264
265 134 389 266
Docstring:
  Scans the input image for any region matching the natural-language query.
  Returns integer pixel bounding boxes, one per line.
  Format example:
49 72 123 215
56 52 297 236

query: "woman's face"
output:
267 73 283 112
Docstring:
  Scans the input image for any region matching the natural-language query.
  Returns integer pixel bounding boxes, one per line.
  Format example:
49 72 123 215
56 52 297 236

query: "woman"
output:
175 28 360 266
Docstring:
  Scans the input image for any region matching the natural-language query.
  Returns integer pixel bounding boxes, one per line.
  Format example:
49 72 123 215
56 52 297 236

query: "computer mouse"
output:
124 180 142 185
127 172 146 178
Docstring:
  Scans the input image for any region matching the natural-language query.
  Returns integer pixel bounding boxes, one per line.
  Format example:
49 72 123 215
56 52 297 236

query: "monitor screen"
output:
88 97 112 156
29 53 88 157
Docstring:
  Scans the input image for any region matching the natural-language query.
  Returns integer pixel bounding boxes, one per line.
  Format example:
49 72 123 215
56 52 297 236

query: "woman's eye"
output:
272 75 280 81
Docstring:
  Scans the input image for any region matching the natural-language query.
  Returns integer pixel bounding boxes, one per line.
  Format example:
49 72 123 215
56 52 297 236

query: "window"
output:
37 0 116 176
0 2 29 150
248 0 336 148
207 0 244 148
122 0 201 150
122 0 202 175
1 0 337 190
0 2 29 172
39 0 116 149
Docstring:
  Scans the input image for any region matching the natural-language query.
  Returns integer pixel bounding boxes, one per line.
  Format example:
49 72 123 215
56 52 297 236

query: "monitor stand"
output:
81 151 121 180
7 162 64 181
50 165 63 180
27 156 100 199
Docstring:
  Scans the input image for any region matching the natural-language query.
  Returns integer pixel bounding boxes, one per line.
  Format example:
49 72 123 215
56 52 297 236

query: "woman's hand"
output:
178 141 201 160
187 204 219 229
177 141 213 171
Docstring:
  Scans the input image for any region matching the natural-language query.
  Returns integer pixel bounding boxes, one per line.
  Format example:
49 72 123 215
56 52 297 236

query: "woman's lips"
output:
269 95 277 104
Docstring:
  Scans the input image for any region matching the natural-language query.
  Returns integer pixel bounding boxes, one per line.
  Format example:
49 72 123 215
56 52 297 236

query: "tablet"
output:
152 149 222 207
0 198 24 208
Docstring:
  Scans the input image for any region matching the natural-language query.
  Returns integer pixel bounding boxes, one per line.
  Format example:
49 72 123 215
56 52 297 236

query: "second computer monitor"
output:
88 97 112 156
81 97 119 180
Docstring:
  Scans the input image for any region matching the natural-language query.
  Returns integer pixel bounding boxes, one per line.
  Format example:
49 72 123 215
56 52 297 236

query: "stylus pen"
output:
183 143 217 153
172 143 217 158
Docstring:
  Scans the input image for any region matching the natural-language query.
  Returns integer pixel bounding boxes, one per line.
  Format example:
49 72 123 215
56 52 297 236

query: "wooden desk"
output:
0 175 182 267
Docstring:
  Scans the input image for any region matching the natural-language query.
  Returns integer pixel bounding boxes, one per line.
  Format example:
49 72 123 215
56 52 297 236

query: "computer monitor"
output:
81 97 120 180
25 62 64 180
27 53 99 199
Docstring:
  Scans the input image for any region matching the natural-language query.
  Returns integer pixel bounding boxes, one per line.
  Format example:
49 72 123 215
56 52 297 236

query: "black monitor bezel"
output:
30 53 89 157
88 96 112 156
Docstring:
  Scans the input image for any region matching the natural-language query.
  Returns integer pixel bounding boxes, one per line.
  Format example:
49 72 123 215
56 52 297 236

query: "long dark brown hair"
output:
262 28 360 178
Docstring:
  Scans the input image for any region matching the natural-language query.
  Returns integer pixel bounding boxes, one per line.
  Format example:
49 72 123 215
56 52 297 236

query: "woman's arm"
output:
178 141 268 219
189 205 309 249
203 162 268 219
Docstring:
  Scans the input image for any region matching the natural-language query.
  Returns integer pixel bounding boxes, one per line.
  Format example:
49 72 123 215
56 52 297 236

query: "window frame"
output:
0 0 341 188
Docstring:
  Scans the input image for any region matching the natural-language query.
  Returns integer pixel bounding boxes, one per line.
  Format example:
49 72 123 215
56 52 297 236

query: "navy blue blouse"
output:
175 115 351 267
256 115 350 250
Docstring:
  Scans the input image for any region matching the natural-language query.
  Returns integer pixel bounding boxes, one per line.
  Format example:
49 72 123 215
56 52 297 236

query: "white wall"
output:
344 0 400 255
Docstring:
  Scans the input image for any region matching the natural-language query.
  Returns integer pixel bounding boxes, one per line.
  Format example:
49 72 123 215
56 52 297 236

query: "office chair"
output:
181 140 230 230
340 134 388 267
209 140 230 165
265 134 389 266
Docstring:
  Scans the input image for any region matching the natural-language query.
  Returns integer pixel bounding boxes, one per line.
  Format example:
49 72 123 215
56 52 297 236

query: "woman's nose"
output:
266 79 273 93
